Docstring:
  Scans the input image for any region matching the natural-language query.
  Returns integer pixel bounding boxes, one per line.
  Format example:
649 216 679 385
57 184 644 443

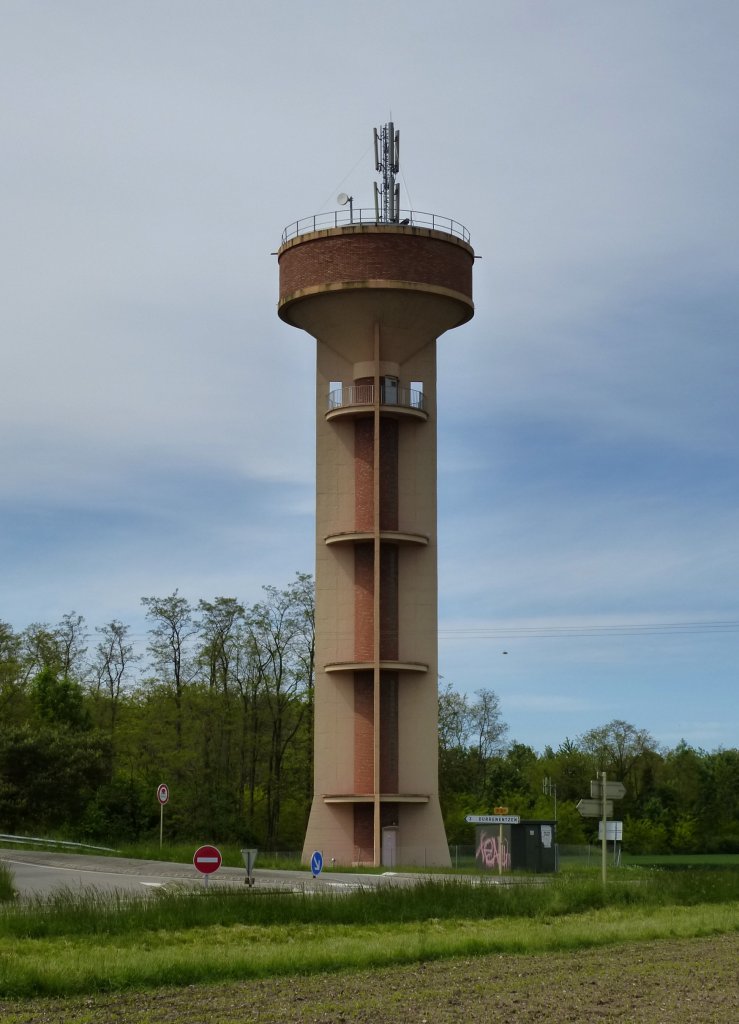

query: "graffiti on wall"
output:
475 828 511 871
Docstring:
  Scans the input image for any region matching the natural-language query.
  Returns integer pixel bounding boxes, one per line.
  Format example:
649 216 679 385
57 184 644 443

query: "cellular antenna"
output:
373 121 400 224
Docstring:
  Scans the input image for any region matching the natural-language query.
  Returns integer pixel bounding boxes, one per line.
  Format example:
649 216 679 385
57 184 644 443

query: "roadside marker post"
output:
600 772 607 886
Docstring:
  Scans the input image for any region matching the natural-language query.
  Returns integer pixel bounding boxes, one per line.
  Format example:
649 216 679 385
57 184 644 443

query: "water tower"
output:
277 123 474 866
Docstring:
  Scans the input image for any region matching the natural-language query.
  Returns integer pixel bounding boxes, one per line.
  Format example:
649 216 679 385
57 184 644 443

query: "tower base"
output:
301 797 451 868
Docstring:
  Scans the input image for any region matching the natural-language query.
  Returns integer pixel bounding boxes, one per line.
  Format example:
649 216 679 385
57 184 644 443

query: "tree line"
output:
438 685 739 854
1 578 736 854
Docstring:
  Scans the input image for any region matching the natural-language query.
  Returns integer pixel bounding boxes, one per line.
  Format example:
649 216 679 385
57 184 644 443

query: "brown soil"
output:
1 934 737 1023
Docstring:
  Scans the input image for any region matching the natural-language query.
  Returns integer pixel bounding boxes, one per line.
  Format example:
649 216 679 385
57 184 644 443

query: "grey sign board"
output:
577 798 614 818
590 780 626 800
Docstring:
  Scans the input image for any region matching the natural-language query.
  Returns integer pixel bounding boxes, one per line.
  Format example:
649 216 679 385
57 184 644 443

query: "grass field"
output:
623 853 739 867
0 869 737 998
0 934 736 1024
0 861 737 1023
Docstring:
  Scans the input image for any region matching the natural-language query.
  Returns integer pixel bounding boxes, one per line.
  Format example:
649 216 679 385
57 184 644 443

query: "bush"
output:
0 862 15 902
623 817 670 854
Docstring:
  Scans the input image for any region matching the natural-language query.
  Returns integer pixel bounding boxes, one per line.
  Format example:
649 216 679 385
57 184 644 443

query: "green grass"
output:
0 871 738 996
1 870 737 940
1 902 736 998
623 853 739 868
0 863 14 902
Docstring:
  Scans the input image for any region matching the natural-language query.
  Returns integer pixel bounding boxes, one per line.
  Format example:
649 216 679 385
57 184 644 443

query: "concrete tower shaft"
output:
278 221 474 867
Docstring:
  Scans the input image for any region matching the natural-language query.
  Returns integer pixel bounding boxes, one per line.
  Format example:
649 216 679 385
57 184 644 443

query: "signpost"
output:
156 783 169 849
193 845 222 888
310 850 323 878
577 775 626 885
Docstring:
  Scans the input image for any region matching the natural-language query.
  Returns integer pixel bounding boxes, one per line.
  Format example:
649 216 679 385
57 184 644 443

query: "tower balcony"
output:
324 530 428 547
324 660 428 674
322 793 430 804
326 383 427 421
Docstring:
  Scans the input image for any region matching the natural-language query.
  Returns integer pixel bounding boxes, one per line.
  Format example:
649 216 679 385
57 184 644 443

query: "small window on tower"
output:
410 381 424 410
329 381 343 410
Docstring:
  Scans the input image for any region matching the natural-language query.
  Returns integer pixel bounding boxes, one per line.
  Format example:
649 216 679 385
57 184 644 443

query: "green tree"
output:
93 620 138 733
244 577 314 847
0 622 26 722
141 591 196 753
578 719 661 811
0 723 111 833
31 667 90 731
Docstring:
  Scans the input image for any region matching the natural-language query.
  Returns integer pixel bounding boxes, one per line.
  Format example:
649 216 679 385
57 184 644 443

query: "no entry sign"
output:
193 845 222 875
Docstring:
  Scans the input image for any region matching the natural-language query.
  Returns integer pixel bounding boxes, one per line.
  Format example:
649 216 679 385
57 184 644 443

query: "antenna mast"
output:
373 122 400 224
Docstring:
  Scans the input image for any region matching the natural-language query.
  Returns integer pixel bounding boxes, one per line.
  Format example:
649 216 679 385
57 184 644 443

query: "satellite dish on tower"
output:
337 192 354 224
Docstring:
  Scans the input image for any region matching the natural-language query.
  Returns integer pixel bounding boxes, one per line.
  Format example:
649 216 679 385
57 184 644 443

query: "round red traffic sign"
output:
157 783 169 805
193 845 222 875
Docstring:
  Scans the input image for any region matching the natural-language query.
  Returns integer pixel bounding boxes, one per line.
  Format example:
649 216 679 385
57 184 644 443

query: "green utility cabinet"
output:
510 819 557 873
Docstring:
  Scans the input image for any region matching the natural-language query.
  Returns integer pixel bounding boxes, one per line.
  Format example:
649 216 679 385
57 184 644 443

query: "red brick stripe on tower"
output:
353 670 374 794
353 543 374 661
353 803 373 862
354 416 374 532
379 418 398 530
380 671 399 793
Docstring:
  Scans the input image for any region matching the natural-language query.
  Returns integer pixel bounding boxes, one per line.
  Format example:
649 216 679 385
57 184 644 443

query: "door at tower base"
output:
301 799 451 868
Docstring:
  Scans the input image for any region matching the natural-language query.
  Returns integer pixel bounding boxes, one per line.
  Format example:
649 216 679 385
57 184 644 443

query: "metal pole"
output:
601 770 607 886
498 823 503 876
159 802 164 850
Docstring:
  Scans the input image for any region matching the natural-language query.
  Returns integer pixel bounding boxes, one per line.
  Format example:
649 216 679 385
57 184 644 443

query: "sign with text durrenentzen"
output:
466 814 520 825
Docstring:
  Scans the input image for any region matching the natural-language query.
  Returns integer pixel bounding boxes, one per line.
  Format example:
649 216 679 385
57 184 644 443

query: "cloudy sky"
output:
2 1 737 753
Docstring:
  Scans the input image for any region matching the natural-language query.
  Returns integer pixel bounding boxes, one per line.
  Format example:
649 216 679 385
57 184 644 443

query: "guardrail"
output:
328 384 425 412
0 833 118 853
281 208 470 245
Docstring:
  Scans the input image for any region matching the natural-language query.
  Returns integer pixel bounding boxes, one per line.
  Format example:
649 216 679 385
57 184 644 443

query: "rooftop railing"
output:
281 209 470 246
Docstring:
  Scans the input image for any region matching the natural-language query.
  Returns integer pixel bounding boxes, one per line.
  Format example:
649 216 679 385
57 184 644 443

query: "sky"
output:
1 1 737 754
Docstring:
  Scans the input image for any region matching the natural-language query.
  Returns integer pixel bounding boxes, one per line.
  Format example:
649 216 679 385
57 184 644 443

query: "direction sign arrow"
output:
310 850 323 877
465 814 520 825
577 798 614 818
590 780 626 800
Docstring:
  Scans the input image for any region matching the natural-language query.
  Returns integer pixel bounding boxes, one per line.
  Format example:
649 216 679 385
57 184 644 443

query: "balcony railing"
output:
328 384 425 412
281 208 470 246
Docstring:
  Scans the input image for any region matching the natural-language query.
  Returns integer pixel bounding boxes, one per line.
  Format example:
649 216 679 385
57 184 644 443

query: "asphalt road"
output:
0 849 442 898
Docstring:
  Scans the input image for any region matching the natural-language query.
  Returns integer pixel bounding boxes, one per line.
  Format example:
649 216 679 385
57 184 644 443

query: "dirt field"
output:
1 934 737 1023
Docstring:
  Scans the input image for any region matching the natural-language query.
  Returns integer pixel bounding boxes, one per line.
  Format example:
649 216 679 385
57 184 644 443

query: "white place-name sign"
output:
465 814 520 825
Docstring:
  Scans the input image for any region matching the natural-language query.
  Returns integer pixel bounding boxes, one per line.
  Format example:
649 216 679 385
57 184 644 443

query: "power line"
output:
438 620 739 640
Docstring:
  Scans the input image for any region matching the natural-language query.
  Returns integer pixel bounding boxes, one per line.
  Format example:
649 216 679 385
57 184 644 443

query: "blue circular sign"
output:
310 850 323 877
